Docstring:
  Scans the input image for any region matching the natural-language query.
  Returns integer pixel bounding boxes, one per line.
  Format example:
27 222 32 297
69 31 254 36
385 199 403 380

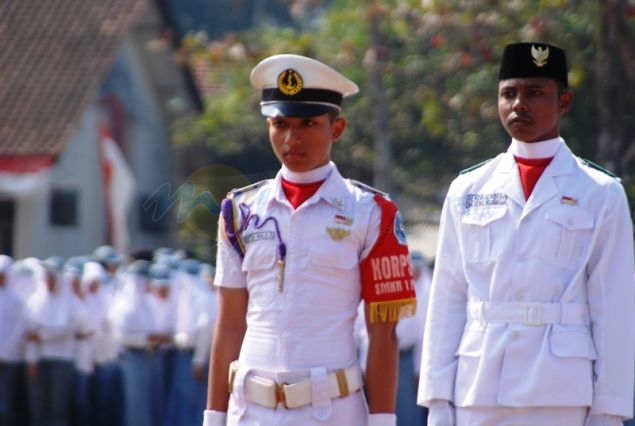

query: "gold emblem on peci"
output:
277 69 303 96
531 45 549 67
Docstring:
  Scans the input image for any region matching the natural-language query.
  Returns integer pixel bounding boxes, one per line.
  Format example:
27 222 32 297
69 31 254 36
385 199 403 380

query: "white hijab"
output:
109 266 154 333
81 261 110 331
0 255 22 337
26 261 75 328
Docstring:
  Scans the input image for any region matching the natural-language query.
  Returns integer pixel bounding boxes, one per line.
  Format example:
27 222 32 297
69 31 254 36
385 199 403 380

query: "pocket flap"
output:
310 244 358 270
241 243 277 272
545 209 594 230
549 325 597 360
462 206 506 227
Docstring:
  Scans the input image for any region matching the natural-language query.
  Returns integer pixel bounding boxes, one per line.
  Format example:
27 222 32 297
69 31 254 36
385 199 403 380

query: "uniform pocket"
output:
242 241 278 303
309 243 358 270
543 209 594 267
461 206 507 263
308 243 360 307
549 324 597 360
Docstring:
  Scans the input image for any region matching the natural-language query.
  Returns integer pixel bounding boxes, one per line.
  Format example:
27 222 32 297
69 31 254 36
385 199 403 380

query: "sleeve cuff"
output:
203 410 226 426
368 413 397 426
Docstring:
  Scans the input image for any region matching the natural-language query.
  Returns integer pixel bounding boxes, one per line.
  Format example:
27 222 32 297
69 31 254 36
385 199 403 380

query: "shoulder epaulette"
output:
460 158 493 175
228 179 271 196
580 158 619 179
349 179 389 197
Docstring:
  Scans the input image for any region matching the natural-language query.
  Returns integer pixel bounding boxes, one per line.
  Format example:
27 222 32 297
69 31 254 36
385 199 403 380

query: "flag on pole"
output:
99 125 136 255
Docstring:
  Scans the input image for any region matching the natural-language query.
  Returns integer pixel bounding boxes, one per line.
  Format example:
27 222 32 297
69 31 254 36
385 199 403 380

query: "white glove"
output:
584 415 623 426
368 413 397 426
202 410 227 426
427 399 455 426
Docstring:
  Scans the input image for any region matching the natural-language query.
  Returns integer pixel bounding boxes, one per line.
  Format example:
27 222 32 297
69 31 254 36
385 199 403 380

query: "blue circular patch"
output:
394 212 407 245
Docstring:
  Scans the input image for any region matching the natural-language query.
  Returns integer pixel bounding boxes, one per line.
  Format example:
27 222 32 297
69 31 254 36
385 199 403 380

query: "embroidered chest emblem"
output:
326 227 350 241
465 193 507 208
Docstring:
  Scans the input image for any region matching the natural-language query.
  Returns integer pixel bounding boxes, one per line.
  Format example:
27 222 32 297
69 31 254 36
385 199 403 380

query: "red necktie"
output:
281 178 324 209
514 156 553 199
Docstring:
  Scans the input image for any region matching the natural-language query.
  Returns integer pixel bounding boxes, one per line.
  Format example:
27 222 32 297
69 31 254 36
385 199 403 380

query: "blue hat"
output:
250 54 359 117
44 256 66 272
126 259 151 277
149 262 172 287
179 258 201 276
94 245 123 265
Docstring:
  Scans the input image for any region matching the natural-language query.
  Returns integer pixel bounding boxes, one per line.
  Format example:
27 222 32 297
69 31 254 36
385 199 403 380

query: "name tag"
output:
466 193 507 208
243 231 275 244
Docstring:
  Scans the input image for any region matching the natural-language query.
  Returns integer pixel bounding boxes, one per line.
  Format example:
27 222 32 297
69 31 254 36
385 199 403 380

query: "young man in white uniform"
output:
418 42 635 426
203 54 417 426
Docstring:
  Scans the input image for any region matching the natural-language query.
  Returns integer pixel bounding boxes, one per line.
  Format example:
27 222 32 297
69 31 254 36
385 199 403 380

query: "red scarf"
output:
281 178 324 209
514 156 553 199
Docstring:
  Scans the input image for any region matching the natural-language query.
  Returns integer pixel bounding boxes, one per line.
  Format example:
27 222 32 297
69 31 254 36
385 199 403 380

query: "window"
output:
50 189 78 226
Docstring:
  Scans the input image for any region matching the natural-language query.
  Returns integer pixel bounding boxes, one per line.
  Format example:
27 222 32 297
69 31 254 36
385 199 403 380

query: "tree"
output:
172 0 635 255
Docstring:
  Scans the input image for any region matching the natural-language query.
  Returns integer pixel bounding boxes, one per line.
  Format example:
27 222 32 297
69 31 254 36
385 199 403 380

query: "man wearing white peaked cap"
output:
203 53 417 426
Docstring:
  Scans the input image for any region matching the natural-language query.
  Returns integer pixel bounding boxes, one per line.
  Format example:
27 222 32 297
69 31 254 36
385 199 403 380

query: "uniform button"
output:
514 290 525 301
282 332 289 339
509 331 520 340
567 219 574 227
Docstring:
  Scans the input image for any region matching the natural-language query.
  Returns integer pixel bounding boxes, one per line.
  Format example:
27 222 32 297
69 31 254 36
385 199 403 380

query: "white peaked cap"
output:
250 54 359 117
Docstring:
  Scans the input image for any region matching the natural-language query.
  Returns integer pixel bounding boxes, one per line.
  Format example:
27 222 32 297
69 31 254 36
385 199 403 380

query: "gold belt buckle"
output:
275 382 289 409
335 368 350 397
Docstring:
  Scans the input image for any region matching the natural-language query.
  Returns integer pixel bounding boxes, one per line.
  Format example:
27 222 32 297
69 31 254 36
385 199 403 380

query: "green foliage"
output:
172 0 635 256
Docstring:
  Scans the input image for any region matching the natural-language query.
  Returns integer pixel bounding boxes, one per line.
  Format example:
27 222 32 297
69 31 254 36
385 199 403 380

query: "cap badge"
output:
531 45 549 67
277 69 303 96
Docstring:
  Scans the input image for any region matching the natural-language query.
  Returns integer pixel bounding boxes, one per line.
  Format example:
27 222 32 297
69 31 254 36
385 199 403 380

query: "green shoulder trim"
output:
460 158 493 175
228 179 271 196
349 179 388 197
580 158 618 178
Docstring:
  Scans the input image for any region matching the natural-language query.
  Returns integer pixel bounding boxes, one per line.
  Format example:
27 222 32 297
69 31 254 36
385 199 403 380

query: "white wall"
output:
14 106 107 259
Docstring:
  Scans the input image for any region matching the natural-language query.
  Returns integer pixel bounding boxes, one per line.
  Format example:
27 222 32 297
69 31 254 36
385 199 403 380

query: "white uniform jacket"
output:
216 164 390 425
216 163 381 371
418 140 635 418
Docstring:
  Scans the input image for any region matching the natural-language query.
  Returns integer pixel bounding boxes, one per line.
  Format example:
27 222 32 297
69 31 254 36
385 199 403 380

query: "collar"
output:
510 137 563 159
281 162 334 183
272 162 349 210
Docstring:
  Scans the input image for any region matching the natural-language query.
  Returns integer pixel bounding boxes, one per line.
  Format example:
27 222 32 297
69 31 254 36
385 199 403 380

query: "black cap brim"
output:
261 102 336 118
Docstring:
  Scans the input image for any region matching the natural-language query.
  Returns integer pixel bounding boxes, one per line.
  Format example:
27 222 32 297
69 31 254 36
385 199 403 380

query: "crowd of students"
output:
0 246 218 426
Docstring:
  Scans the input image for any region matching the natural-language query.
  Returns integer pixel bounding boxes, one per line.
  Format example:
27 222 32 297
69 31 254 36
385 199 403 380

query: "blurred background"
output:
1 0 634 263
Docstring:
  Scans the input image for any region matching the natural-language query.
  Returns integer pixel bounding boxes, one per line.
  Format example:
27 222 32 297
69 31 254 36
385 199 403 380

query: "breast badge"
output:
326 227 350 241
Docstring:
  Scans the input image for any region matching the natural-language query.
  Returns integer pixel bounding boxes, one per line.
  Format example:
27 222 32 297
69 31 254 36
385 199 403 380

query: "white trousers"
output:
455 405 587 426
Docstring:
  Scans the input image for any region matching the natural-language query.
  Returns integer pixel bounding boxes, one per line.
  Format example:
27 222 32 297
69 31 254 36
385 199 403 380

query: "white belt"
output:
229 363 363 409
467 301 590 326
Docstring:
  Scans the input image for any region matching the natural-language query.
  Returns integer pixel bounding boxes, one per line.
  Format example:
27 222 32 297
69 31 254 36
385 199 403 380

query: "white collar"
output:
281 161 334 183
510 137 563 159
